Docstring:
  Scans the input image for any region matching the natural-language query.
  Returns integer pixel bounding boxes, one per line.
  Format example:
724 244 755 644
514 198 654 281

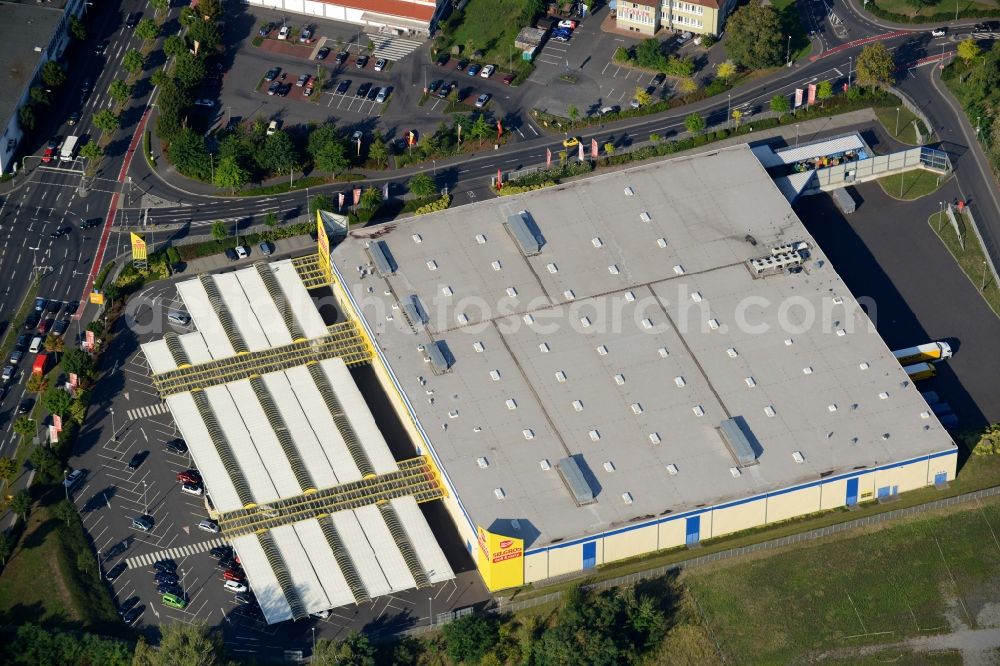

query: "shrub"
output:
414 195 452 215
93 261 115 291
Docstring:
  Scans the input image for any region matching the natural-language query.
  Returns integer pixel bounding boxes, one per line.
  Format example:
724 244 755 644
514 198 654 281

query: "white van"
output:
29 336 43 353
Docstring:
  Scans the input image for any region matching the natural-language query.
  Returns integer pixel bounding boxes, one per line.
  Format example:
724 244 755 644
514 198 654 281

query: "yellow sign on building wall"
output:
316 211 332 285
130 232 147 262
475 526 524 591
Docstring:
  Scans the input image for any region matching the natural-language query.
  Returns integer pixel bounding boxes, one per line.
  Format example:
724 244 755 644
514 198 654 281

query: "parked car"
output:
264 67 281 82
356 54 369 68
437 82 452 99
480 64 495 78
316 46 330 60
259 241 274 256
95 40 109 55
118 596 140 617
278 25 290 40
467 63 481 76
974 21 998 30
153 560 176 574
81 218 101 229
374 58 387 71
225 247 239 261
652 72 666 86
105 562 127 582
67 111 80 126
125 12 140 28
277 83 291 97
335 51 349 64
17 398 33 414
436 53 450 66
503 73 515 85
296 73 309 87
199 519 220 533
8 350 22 365
356 82 372 98
224 580 248 593
162 593 187 609
23 313 39 330
63 469 85 492
267 119 279 135
181 483 203 496
223 569 245 582
165 438 188 454
428 79 442 93
299 26 313 42
234 593 256 606
267 81 281 96
177 470 201 484
258 22 274 37
558 19 577 29
132 515 154 531
127 450 148 472
211 546 233 559
157 582 182 596
154 572 179 586
122 605 143 626
366 85 380 101
456 59 468 71
335 80 350 95
234 245 249 259
475 93 491 108
194 98 215 108
375 87 388 103
2 366 15 383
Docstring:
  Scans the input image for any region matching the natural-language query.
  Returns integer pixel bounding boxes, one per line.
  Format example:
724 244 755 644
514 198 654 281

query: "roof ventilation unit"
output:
402 295 429 328
504 211 544 256
369 241 397 275
556 456 596 506
424 340 454 374
718 416 759 467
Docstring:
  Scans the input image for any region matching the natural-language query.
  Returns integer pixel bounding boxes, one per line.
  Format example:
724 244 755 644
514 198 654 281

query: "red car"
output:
37 318 53 334
42 147 55 163
222 568 244 582
503 73 515 86
177 470 201 484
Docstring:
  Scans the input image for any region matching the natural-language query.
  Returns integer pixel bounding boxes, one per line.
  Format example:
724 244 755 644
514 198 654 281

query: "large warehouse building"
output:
328 144 957 590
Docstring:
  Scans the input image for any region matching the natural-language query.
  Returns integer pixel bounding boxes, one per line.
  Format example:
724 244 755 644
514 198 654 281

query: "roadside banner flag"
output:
338 192 345 210
457 123 462 144
578 142 584 161
546 148 552 169
497 168 502 190
794 88 803 108
356 137 361 157
49 425 58 444
353 187 361 206
383 182 389 199
69 373 78 388
843 82 849 92
85 330 95 351
591 138 598 157
496 119 503 139
807 83 817 105
53 414 62 432
408 130 416 146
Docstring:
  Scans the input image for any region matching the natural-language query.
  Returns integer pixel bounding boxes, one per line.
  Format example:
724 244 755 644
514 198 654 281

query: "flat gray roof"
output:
331 145 955 549
0 2 66 126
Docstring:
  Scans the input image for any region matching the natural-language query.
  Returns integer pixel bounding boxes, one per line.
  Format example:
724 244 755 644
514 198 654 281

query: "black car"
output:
264 67 281 82
17 398 32 415
157 582 182 596
335 80 351 95
67 111 81 126
118 596 140 617
652 72 666 86
335 51 349 64
95 40 109 55
428 79 442 93
974 21 997 30
122 605 143 626
165 439 188 454
50 228 67 239
218 556 238 569
154 572 179 586
210 545 233 559
356 82 372 98
125 12 140 28
355 55 369 69
225 247 239 261
81 218 101 230
456 59 468 71
437 82 452 99
65 300 80 315
277 83 291 97
436 53 450 66
127 450 148 472
23 313 39 330
105 562 127 582
52 319 69 336
258 22 274 37
153 559 176 574
317 46 330 60
267 81 281 96
105 539 129 560
15 335 28 350
366 85 381 101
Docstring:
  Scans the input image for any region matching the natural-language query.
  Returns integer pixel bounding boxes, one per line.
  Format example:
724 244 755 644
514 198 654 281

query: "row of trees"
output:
944 40 1000 170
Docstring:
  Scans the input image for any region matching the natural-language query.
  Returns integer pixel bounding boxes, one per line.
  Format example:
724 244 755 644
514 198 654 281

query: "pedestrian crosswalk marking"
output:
126 402 170 420
368 35 423 61
126 537 226 569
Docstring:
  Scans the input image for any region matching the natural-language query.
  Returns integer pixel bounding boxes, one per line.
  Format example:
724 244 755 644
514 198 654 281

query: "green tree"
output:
855 42 895 87
151 69 171 89
69 399 88 425
76 550 94 578
14 418 35 439
770 93 790 117
677 77 698 95
179 6 201 27
211 221 228 241
188 20 221 53
163 35 188 58
442 615 499 664
196 0 224 20
123 49 145 75
408 173 436 198
603 142 615 155
135 622 225 666
135 18 160 41
649 132 662 145
63 349 95 378
469 113 491 145
634 86 652 107
716 59 737 81
368 132 389 168
613 46 629 63
685 113 706 135
174 52 207 91
44 333 64 358
0 531 12 566
41 61 67 89
169 128 211 180
44 388 72 417
313 139 349 175
724 0 783 70
312 632 376 666
567 104 580 122
30 446 60 480
18 105 35 131
958 39 981 64
309 194 334 217
93 109 120 134
0 457 15 483
25 373 47 394
53 499 77 527
259 131 298 174
69 15 86 41
79 138 103 161
360 187 382 210
30 87 50 107
10 490 31 522
816 79 833 104
635 38 668 70
86 320 105 337
151 0 169 16
109 79 132 105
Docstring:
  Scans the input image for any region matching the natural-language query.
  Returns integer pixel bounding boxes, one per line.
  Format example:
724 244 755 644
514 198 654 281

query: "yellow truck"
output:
903 362 937 381
892 341 952 365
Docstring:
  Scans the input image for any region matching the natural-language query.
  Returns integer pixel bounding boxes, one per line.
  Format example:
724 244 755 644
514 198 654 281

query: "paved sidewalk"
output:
177 233 315 275
842 0 993 31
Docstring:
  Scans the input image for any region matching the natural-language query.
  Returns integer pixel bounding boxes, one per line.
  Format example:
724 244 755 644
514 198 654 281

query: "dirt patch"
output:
259 38 316 60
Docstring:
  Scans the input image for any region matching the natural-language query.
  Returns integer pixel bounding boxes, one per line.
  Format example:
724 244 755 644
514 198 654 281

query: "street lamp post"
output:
110 407 116 442
428 596 433 627
939 200 945 231
786 35 791 66
142 481 148 515
312 627 316 653
210 153 214 185
955 0 960 22
727 93 731 129
847 57 852 89
64 469 69 501
982 261 989 291
895 107 900 136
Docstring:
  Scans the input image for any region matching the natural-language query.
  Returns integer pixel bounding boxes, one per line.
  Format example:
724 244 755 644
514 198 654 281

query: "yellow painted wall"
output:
766 485 822 524
699 511 714 540
711 499 766 538
926 454 957 484
524 552 549 584
874 461 929 495
658 518 686 549
820 478 848 510
604 524 658 564
548 544 584 578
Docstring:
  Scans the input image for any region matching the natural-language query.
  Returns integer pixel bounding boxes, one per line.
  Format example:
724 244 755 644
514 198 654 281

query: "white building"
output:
243 0 445 35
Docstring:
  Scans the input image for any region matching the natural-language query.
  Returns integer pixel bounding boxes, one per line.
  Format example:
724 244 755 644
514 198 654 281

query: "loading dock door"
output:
582 541 596 569
846 477 859 506
935 471 947 485
685 516 701 546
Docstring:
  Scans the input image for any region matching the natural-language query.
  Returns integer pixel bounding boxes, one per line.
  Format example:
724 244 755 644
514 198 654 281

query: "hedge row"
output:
93 261 115 291
497 181 557 195
865 2 996 23
415 194 452 215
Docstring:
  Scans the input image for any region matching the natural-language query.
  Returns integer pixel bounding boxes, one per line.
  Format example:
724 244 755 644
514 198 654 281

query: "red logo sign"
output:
499 539 513 549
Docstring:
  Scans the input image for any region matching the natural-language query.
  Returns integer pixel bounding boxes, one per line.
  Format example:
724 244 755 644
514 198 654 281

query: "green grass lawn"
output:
872 0 996 17
878 168 946 200
929 210 1000 317
686 498 1000 664
874 105 927 145
772 0 813 63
